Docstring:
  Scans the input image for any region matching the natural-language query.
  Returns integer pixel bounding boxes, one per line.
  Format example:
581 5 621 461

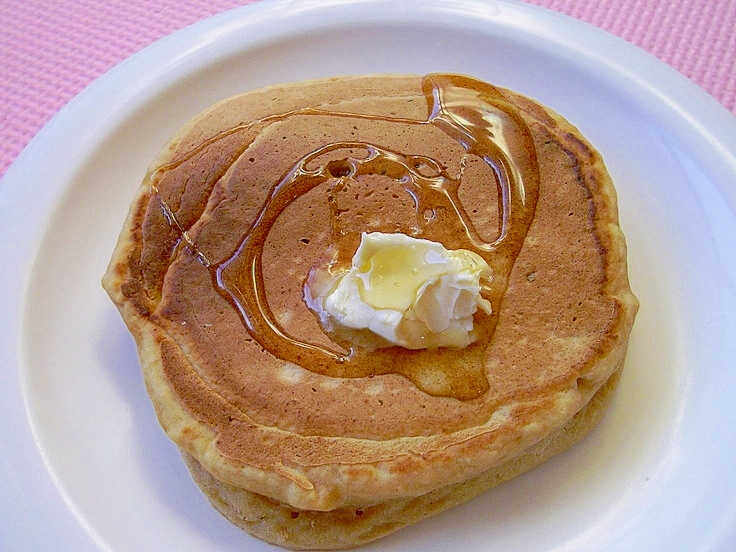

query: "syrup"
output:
150 74 540 400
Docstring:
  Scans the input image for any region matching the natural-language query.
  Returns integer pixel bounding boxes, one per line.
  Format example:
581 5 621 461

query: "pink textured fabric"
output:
524 0 736 111
1 0 734 178
0 0 254 178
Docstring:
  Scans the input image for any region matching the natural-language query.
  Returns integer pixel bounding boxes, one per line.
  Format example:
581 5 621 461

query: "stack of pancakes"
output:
103 74 638 549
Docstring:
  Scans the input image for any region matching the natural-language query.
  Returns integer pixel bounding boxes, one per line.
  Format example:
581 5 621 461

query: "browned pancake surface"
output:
104 75 637 513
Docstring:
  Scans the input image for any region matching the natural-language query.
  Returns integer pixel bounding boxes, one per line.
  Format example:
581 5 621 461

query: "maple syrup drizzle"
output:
150 74 540 400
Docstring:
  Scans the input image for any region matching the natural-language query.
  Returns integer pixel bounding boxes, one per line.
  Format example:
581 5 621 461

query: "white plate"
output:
2 0 736 550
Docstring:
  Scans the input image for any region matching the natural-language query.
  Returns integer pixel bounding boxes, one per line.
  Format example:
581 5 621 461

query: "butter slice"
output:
307 232 492 349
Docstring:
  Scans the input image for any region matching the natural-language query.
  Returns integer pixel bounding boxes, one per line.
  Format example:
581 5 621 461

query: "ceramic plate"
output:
2 0 736 550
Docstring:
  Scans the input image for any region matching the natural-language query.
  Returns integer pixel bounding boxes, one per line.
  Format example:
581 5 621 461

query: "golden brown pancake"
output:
103 74 638 549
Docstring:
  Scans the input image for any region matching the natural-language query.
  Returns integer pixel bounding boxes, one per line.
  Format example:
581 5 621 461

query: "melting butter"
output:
308 232 492 349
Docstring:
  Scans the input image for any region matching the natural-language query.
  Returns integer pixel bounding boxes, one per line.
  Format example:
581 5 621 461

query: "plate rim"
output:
1 0 736 550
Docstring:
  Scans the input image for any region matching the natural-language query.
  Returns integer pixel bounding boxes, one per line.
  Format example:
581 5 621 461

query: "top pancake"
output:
103 74 638 512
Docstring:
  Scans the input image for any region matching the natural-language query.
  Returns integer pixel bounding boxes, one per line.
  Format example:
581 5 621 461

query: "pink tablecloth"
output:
1 0 734 179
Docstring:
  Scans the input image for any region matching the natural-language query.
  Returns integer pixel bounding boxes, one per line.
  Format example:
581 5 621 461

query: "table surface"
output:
1 0 735 179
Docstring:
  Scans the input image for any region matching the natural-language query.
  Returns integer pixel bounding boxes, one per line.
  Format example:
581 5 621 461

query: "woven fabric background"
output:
1 0 734 178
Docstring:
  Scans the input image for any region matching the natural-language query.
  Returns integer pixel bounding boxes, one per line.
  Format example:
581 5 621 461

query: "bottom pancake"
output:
181 368 622 550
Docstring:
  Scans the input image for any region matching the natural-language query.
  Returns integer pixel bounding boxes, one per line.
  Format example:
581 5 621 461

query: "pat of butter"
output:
307 232 492 349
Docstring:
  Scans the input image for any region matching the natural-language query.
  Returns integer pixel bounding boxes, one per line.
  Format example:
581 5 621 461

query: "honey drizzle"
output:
151 74 540 400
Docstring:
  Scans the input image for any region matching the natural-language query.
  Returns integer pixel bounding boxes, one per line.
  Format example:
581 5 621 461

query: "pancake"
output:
180 367 621 550
103 74 638 549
